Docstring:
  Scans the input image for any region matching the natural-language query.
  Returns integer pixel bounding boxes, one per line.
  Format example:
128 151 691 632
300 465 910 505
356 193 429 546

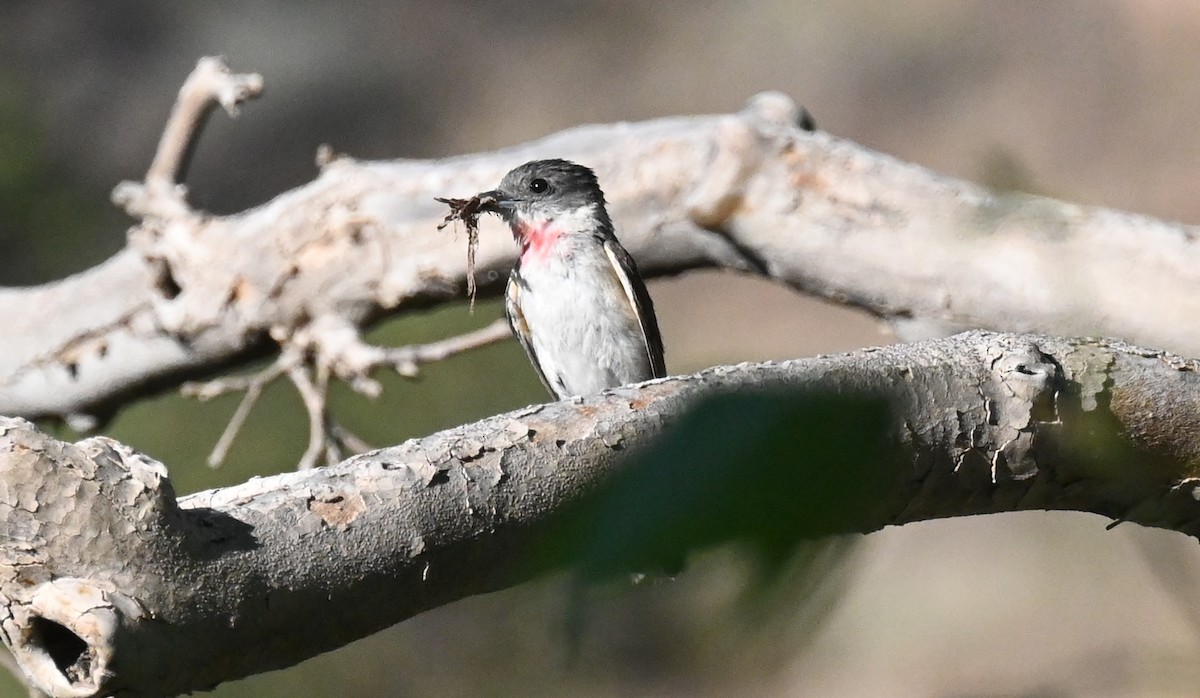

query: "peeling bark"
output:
4 57 1200 698
2 60 1199 424
2 332 1199 697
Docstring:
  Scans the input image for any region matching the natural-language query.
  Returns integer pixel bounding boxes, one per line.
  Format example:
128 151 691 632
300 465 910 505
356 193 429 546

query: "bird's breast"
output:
507 250 652 398
515 220 563 264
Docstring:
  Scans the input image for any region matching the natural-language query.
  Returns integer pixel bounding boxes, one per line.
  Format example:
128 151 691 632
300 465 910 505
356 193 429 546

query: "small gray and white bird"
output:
477 159 665 399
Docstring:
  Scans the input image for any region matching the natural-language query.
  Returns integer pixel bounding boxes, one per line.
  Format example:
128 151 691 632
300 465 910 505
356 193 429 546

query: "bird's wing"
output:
505 270 559 396
603 240 667 378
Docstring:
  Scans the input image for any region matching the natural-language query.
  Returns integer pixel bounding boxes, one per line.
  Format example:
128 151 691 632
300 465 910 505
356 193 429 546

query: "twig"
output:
330 423 374 455
435 193 503 308
111 56 263 220
287 362 327 471
183 357 291 468
295 315 513 388
147 56 263 186
182 315 512 470
382 318 512 377
299 368 376 465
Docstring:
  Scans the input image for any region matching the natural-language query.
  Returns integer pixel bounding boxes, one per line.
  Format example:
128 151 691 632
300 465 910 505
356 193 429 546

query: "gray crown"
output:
497 159 608 214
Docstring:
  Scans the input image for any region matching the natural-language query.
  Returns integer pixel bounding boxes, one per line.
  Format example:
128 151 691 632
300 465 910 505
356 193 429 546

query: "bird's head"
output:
478 159 612 253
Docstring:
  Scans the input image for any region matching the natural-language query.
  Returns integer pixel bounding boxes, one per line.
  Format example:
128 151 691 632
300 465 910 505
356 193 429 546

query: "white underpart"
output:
511 205 653 398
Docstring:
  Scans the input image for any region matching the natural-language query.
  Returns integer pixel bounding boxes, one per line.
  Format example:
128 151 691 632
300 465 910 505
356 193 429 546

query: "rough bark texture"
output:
3 332 1200 697
5 58 1200 698
2 62 1199 424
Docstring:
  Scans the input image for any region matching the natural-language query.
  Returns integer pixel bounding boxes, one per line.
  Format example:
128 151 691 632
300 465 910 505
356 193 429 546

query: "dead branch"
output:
181 316 511 468
1 59 1198 430
2 332 1199 697
111 56 263 221
182 353 290 467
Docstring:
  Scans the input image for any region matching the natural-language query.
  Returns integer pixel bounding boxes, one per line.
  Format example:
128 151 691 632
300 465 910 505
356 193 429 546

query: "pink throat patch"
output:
516 220 562 262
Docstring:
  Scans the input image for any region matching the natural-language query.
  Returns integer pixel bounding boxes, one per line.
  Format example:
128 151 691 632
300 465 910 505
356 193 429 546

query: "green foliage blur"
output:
550 391 894 581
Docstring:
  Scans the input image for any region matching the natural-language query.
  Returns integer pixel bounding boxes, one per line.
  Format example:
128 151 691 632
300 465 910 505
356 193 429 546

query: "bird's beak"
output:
477 190 519 212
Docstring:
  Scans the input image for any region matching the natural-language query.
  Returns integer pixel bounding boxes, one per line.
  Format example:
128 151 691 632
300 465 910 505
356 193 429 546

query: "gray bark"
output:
3 332 1200 697
4 58 1200 698
2 84 1199 423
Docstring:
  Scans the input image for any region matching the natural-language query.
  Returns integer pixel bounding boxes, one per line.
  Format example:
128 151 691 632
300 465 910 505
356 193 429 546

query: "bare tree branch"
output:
2 58 1198 427
181 316 511 468
111 56 263 220
2 331 1199 697
182 354 290 467
3 57 1200 696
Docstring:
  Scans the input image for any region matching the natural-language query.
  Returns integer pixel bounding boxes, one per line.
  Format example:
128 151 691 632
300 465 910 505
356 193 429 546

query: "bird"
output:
476 159 665 400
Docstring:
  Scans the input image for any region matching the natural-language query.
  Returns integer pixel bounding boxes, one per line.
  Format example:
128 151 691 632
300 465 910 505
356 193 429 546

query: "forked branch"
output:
184 317 513 468
102 58 514 468
111 56 263 220
2 58 1199 429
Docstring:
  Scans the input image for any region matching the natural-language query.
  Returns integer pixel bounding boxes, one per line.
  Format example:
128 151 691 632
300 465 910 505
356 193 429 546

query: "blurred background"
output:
3 2 1200 695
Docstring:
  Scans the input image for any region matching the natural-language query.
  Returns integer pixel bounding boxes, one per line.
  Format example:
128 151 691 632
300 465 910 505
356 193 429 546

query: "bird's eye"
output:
528 178 549 194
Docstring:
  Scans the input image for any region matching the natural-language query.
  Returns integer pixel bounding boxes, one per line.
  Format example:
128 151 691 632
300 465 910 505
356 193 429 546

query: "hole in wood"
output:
27 616 89 682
